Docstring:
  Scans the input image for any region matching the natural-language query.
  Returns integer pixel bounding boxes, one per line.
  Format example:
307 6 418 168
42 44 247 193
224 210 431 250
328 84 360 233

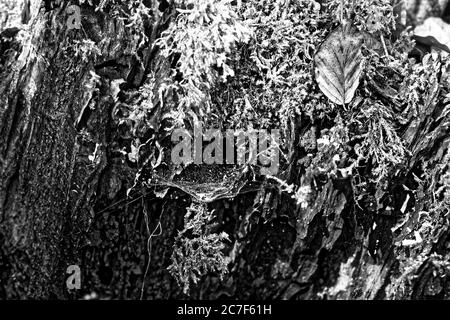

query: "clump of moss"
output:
156 0 252 127
168 202 230 294
115 0 450 296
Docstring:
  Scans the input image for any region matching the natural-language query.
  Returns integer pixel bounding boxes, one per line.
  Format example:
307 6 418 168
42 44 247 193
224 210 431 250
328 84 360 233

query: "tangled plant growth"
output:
156 0 252 126
104 0 450 295
215 0 333 131
168 202 230 294
1 0 449 301
332 0 396 34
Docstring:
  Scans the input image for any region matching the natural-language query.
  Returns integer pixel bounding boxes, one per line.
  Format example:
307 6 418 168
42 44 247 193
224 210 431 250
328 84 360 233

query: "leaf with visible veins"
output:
314 25 365 105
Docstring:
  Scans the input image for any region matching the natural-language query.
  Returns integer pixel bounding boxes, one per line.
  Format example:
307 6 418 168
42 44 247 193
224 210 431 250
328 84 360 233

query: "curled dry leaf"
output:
314 25 365 105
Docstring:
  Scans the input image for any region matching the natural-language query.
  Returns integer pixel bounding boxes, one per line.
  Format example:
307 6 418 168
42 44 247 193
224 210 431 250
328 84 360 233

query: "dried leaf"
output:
314 25 365 105
414 17 450 53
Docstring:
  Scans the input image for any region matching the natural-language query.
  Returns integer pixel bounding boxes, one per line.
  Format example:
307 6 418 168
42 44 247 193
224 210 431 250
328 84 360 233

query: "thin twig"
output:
140 200 166 300
380 34 389 60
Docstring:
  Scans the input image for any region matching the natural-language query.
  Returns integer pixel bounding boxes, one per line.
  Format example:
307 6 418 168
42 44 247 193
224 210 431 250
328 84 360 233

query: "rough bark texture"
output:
0 0 449 300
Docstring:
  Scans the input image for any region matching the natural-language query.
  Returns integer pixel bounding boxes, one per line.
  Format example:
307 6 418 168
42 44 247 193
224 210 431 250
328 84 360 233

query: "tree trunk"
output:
0 0 449 300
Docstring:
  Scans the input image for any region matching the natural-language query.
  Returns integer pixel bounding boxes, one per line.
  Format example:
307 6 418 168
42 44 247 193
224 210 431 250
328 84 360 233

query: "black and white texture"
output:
0 0 449 300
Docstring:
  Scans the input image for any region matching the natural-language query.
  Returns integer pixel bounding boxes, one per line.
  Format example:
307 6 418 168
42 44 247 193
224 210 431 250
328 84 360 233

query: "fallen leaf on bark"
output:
314 25 365 105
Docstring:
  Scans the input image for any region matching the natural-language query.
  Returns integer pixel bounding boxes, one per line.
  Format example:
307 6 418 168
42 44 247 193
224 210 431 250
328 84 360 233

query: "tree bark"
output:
0 0 449 300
